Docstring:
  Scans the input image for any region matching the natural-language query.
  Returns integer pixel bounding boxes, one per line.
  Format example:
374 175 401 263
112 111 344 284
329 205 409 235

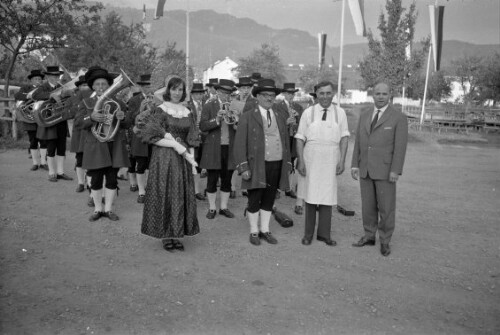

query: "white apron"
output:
297 105 340 206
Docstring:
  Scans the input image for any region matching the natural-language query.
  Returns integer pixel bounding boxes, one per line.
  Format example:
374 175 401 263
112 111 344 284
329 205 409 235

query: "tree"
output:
152 42 194 90
0 0 102 96
234 43 286 85
357 0 427 95
55 12 158 80
450 54 483 104
476 53 500 105
408 70 451 103
297 65 339 94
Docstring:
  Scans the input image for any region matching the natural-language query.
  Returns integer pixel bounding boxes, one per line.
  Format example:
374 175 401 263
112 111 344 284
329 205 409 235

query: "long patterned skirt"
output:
141 146 199 238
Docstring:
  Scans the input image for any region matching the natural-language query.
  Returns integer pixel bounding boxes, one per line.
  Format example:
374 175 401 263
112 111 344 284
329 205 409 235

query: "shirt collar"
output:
374 104 389 113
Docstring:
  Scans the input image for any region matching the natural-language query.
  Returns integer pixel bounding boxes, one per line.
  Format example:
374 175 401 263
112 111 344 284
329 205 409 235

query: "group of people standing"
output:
15 66 408 256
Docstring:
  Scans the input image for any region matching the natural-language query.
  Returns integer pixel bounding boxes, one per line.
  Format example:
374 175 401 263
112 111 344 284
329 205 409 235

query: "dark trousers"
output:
304 203 333 240
247 160 282 213
87 167 119 190
206 145 233 193
128 156 149 174
360 176 396 244
46 124 67 157
75 152 83 168
27 130 47 150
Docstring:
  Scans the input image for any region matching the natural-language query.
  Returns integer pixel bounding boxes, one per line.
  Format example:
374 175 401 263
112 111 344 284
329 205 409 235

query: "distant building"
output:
203 57 238 84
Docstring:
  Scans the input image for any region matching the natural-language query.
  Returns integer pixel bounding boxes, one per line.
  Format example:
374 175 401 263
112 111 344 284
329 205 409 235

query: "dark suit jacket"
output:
199 97 235 170
233 105 291 190
75 95 131 170
69 90 92 153
351 104 408 180
126 93 149 157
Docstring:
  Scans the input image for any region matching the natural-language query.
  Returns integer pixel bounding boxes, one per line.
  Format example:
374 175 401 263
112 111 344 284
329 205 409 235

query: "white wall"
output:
203 57 238 84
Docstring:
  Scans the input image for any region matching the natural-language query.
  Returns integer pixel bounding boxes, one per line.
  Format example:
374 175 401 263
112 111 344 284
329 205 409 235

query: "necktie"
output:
267 109 272 127
371 110 380 132
322 108 328 121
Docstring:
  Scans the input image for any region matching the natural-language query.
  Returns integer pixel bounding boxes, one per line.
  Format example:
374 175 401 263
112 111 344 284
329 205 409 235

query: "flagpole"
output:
337 0 346 106
420 0 438 124
185 0 190 101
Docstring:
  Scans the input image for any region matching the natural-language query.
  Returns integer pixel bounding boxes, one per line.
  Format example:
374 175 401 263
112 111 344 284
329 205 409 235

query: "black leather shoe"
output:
285 190 297 199
206 210 217 219
380 243 391 256
230 191 236 199
89 211 103 222
75 184 85 193
301 237 312 245
103 211 119 221
137 194 145 204
219 208 235 218
249 233 261 246
259 232 278 244
294 205 303 215
48 174 58 182
337 205 355 216
40 164 49 171
317 236 337 246
130 185 138 192
57 173 73 181
352 236 376 247
30 165 39 171
195 193 206 200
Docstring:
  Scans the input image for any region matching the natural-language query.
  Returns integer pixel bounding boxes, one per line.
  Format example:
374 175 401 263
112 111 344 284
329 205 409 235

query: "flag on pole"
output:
318 33 327 69
348 0 366 37
154 0 167 20
429 5 445 71
143 4 146 20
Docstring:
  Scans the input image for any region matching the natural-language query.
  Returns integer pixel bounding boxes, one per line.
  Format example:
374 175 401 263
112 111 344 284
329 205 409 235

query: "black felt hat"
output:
191 82 206 93
236 76 253 87
136 74 151 86
43 66 63 76
75 75 87 87
206 78 219 87
250 72 262 83
282 82 299 93
251 79 282 97
27 69 45 80
85 66 114 89
214 79 237 92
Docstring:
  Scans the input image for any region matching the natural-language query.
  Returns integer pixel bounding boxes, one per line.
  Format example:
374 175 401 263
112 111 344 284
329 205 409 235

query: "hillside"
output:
104 6 499 71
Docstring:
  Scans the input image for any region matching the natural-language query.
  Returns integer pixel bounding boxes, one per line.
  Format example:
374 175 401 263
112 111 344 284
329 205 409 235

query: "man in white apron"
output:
295 81 350 246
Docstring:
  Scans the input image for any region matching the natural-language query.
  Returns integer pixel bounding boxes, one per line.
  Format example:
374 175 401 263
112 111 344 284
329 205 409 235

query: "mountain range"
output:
105 6 499 72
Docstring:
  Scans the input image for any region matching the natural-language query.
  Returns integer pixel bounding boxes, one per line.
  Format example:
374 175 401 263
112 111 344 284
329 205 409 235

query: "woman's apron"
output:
297 105 341 206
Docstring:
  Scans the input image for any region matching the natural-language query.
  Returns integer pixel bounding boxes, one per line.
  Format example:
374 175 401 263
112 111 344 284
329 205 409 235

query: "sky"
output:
99 0 500 47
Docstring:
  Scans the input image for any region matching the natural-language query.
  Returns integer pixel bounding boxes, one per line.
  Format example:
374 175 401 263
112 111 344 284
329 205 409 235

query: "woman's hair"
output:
163 76 186 102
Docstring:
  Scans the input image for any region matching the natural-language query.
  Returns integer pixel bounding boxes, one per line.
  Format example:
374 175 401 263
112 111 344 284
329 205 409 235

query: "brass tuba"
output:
32 74 83 127
91 69 136 142
15 88 38 123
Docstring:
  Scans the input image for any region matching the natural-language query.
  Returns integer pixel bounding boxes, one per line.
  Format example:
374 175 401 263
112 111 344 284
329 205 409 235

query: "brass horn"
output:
91 69 136 142
32 74 83 127
15 88 38 123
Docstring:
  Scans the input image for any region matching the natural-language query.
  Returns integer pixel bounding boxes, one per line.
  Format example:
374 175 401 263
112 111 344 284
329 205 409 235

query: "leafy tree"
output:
450 54 483 104
408 70 451 102
152 42 194 90
0 0 102 96
358 0 427 95
234 43 286 85
297 65 339 94
55 12 158 80
476 53 500 105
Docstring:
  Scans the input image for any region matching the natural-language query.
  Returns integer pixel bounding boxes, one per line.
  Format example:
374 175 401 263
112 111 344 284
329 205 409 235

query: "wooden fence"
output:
0 97 18 139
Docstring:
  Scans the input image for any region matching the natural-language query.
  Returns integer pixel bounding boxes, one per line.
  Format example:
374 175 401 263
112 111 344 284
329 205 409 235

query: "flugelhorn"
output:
138 92 157 114
220 100 245 125
91 69 136 142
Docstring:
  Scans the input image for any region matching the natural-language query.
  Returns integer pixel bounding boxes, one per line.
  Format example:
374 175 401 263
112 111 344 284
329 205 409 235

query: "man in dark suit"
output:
351 82 408 256
199 79 237 219
234 78 291 245
188 82 207 200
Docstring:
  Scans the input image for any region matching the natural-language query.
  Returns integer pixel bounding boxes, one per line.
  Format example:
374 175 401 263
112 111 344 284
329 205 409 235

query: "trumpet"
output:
219 100 244 125
139 92 157 114
91 69 135 142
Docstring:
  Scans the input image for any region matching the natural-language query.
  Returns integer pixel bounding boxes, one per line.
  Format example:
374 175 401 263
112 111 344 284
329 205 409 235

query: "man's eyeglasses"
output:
259 93 276 99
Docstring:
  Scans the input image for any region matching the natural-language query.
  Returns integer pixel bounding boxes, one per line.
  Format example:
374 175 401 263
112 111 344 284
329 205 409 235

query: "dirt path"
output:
1 139 499 334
